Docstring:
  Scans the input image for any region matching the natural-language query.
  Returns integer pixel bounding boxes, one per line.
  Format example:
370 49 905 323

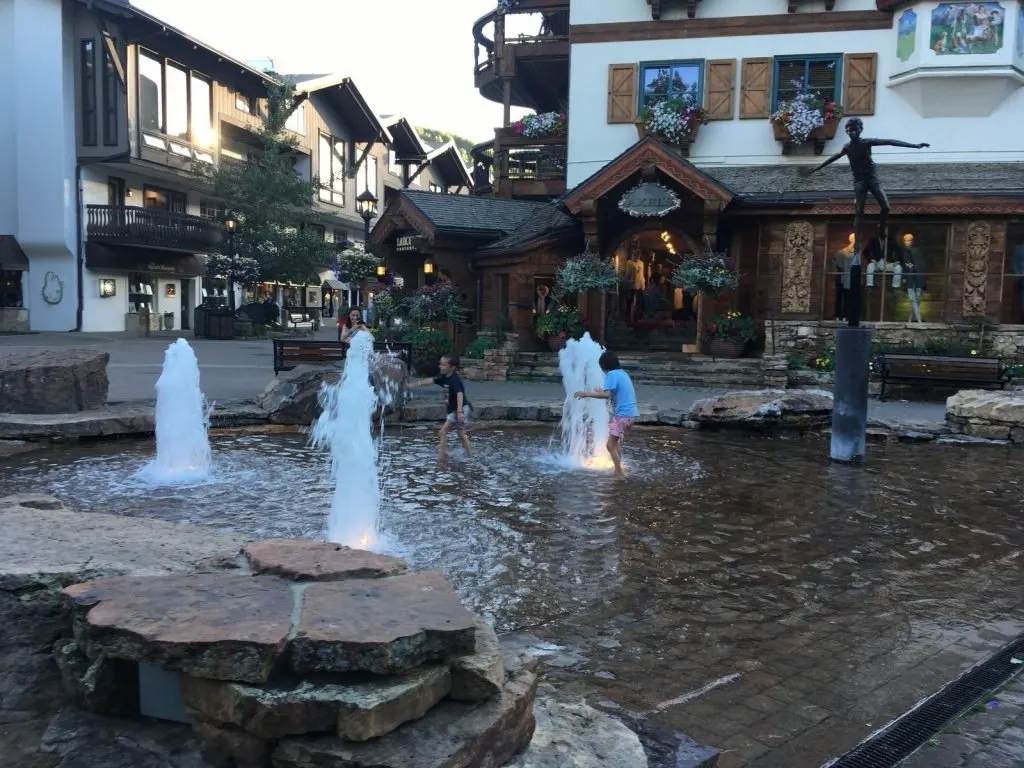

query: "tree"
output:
195 80 334 287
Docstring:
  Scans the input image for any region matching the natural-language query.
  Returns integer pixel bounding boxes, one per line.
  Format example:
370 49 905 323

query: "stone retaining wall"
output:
946 390 1024 443
461 333 519 382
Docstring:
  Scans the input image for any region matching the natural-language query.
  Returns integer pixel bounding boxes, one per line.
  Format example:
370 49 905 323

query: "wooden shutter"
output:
607 63 637 124
739 58 772 119
843 53 878 116
704 59 736 121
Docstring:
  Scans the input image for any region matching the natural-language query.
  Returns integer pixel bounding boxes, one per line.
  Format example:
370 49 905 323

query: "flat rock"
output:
508 686 647 768
182 665 451 741
450 618 504 702
272 664 537 768
688 388 833 430
257 365 340 426
291 572 477 675
63 574 294 683
0 404 154 441
0 349 109 414
244 539 407 582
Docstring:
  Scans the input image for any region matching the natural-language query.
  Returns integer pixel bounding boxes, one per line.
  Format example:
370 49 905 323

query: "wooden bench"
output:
284 307 321 331
878 353 1010 400
272 339 412 375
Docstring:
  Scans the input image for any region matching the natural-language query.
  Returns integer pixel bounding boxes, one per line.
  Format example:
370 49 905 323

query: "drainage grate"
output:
825 632 1024 768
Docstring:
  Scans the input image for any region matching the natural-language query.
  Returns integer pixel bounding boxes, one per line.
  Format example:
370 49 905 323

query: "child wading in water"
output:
575 350 639 478
405 354 472 463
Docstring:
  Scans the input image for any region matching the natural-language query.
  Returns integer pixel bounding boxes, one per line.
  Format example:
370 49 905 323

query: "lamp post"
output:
222 214 239 309
356 189 378 247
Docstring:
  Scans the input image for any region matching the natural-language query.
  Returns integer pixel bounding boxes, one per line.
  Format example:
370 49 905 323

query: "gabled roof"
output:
424 142 473 189
288 74 389 143
402 190 543 236
477 203 579 255
380 115 428 160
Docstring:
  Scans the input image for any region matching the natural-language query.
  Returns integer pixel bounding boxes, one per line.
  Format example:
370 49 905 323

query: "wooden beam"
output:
348 141 375 179
100 27 125 87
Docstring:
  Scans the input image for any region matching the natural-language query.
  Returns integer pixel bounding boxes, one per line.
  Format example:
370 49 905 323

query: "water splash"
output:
310 332 382 549
557 333 610 469
136 338 212 484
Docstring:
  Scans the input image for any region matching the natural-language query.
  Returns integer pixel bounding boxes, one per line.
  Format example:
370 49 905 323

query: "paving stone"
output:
243 539 407 582
181 665 451 741
63 574 294 683
449 618 504 703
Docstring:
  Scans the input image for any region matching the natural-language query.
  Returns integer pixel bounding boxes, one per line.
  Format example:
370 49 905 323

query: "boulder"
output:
507 686 647 768
243 539 407 582
450 618 505 703
181 665 451 742
290 572 477 675
272 662 537 768
946 389 1024 442
688 388 833 430
369 353 408 411
257 365 339 426
0 350 109 414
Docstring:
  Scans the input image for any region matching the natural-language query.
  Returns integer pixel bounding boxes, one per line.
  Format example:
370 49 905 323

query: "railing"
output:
470 140 495 196
473 1 570 76
86 205 226 252
493 131 566 198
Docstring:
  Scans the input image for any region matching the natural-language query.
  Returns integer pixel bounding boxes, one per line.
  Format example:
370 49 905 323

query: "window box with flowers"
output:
770 81 844 156
703 312 759 359
506 112 567 142
636 92 708 157
535 306 585 352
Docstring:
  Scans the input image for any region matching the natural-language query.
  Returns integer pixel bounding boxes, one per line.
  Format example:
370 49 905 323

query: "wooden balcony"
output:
473 0 569 113
86 205 226 253
492 129 566 200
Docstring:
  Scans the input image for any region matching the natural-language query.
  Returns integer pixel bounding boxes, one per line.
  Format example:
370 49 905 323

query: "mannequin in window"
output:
831 233 856 320
900 232 925 323
535 284 558 316
1013 241 1024 323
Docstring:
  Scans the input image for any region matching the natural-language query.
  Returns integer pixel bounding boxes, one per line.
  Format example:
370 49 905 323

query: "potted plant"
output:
703 311 759 359
770 80 843 153
555 249 619 297
671 245 738 354
332 248 379 283
509 111 568 139
636 89 708 156
535 307 584 352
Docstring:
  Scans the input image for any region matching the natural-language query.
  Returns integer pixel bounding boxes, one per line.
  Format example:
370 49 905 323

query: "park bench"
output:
272 339 412 375
878 353 1011 400
284 307 321 332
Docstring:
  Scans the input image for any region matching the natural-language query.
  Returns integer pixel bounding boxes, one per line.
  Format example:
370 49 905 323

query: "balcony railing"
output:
86 205 226 252
472 130 565 199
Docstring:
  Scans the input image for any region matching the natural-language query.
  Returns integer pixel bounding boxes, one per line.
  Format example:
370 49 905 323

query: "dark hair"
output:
598 350 620 372
846 117 864 131
345 307 364 328
444 354 460 370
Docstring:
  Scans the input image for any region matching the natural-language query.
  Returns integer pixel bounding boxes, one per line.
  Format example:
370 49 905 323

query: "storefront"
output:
0 235 29 332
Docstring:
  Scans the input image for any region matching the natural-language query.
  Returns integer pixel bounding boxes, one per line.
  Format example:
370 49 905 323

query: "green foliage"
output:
465 336 498 359
335 249 378 282
371 287 403 323
405 328 453 376
787 355 806 371
703 312 759 343
406 282 467 325
556 251 618 296
415 126 476 165
813 348 836 372
193 81 334 285
672 248 738 297
535 307 584 340
493 313 509 345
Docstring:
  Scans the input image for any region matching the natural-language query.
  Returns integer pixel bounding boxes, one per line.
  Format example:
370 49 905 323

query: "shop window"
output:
1 270 24 308
81 40 97 146
1002 224 1024 324
773 55 841 111
128 273 155 314
639 60 704 111
829 224 949 324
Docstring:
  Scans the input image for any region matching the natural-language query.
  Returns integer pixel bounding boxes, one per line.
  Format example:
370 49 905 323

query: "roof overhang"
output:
368 194 438 253
563 137 735 215
295 75 389 143
425 142 473 189
380 115 428 161
85 242 205 277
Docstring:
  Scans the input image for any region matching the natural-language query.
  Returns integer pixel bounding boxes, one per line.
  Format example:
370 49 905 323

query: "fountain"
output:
310 331 382 549
136 338 212 484
557 333 611 469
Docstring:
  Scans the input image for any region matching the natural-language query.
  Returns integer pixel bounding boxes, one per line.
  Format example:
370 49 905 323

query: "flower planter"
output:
635 121 702 157
548 336 567 352
709 338 745 359
772 120 839 156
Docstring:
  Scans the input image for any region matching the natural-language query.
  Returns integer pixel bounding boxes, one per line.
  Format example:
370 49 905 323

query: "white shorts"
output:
445 405 471 428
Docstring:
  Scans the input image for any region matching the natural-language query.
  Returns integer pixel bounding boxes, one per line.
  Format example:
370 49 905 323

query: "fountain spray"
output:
557 333 611 469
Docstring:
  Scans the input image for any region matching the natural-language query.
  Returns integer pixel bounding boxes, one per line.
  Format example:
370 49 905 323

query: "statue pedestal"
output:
830 326 872 463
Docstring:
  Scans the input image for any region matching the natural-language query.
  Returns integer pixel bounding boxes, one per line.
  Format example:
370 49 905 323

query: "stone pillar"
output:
761 353 789 389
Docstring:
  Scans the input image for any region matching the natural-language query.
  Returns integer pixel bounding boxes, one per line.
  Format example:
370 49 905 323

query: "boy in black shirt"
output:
405 354 472 462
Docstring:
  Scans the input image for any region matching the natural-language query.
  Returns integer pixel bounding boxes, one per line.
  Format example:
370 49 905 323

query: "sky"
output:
130 0 527 143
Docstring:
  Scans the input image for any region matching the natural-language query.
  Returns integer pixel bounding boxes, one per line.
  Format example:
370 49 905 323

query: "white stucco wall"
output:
567 1 1024 187
571 0 878 26
0 0 15 237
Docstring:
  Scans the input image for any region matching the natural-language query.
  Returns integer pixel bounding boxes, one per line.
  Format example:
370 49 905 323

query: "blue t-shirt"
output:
603 369 639 418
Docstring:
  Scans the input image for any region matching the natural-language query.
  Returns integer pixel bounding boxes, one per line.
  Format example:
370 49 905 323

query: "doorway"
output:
180 280 191 331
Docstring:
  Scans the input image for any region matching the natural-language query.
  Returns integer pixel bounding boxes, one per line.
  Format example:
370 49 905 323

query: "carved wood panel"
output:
962 220 992 316
781 221 814 314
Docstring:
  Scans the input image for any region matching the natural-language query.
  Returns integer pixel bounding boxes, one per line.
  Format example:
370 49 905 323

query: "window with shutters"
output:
638 60 704 111
772 55 842 112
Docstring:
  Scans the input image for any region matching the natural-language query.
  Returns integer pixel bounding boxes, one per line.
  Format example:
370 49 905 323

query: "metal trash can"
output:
163 312 175 331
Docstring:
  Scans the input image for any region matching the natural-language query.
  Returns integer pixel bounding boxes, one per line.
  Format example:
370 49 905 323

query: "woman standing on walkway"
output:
338 307 370 344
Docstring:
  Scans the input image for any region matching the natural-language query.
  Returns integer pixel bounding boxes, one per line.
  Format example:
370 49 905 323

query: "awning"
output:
85 242 204 278
322 279 344 290
0 236 29 271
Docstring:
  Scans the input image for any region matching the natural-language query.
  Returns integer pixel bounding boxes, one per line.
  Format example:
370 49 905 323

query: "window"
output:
107 177 125 206
388 151 403 177
308 224 326 240
285 103 305 134
1 271 24 309
199 199 226 220
138 50 163 133
190 74 212 149
81 40 97 145
235 93 252 113
102 43 118 145
357 149 377 197
1002 224 1024 324
143 185 186 213
639 60 703 111
319 133 346 205
773 55 841 110
496 273 509 322
165 63 188 140
429 182 443 194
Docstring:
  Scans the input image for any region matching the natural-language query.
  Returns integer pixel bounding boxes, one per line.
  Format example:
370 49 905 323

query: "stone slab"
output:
257 366 340 425
272 664 538 768
450 618 504 703
689 388 833 430
243 539 407 582
63 574 294 684
290 572 477 675
0 349 109 414
182 665 451 741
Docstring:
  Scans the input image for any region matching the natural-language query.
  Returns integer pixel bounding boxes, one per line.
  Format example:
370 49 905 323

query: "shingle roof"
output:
403 191 544 236
706 162 1024 201
477 203 579 254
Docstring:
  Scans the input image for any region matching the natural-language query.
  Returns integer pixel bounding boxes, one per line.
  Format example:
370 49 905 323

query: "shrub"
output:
535 307 585 340
703 312 759 344
465 336 498 359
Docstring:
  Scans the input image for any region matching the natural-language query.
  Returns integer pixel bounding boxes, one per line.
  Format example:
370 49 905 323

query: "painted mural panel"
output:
898 8 918 61
930 2 1006 54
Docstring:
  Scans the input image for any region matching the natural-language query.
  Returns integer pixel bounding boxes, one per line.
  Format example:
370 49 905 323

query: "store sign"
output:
396 235 418 252
617 183 681 218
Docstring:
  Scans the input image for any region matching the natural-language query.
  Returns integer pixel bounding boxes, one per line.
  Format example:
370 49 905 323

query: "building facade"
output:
371 0 1024 358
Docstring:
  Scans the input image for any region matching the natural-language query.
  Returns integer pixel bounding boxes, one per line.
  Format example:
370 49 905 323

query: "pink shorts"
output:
609 416 634 438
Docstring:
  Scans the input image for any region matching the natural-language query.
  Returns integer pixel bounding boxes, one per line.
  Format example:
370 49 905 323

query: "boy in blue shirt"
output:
574 350 639 478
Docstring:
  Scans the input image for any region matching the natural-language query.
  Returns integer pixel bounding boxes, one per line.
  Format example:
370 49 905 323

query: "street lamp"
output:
423 256 435 276
356 189 378 245
376 261 387 279
221 213 239 310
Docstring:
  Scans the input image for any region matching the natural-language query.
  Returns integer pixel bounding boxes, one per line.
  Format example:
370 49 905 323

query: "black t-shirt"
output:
434 373 470 414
